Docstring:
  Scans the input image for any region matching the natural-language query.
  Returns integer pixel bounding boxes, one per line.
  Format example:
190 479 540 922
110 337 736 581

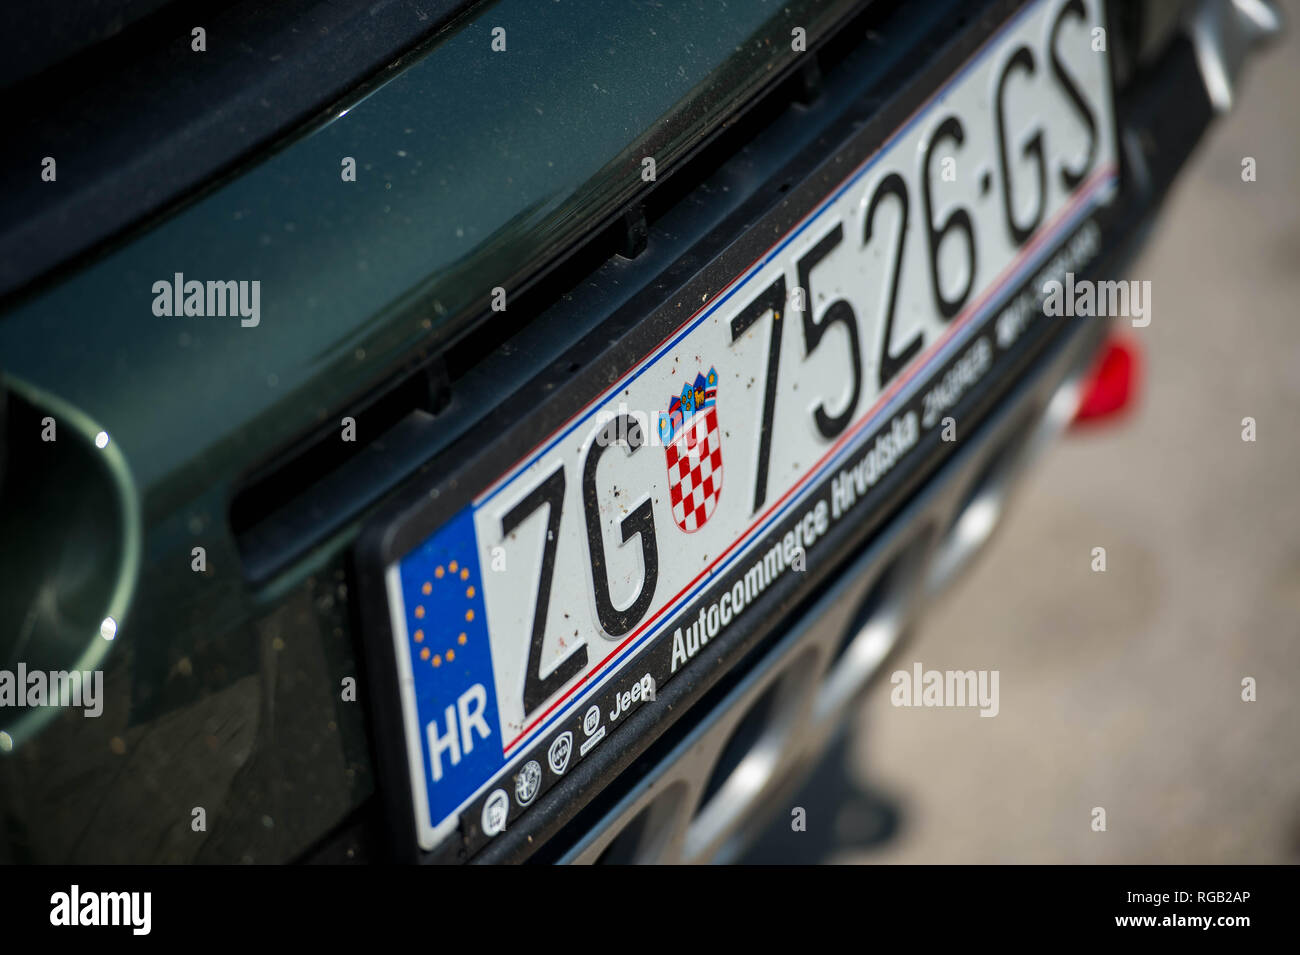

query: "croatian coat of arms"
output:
658 366 723 533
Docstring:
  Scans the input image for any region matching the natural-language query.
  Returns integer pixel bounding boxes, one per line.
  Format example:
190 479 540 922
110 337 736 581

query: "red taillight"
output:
1073 333 1141 426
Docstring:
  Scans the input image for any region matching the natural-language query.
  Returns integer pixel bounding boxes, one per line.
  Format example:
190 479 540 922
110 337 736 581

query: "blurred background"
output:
747 0 1300 864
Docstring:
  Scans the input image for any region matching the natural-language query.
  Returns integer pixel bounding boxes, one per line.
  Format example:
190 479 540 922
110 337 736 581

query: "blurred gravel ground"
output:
828 5 1300 864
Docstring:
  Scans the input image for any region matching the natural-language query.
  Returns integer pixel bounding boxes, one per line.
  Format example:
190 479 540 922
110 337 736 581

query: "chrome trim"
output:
1186 0 1283 112
0 377 141 753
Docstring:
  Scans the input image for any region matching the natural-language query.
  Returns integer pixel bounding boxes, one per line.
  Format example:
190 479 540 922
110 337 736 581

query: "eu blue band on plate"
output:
395 508 502 823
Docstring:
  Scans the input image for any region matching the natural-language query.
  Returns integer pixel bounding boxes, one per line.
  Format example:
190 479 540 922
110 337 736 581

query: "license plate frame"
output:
357 0 1120 862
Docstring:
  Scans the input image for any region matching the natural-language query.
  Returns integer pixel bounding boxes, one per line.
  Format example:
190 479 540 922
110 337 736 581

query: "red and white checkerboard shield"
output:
665 406 723 533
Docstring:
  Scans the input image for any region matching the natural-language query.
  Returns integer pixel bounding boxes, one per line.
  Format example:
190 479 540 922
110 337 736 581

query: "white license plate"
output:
382 0 1117 850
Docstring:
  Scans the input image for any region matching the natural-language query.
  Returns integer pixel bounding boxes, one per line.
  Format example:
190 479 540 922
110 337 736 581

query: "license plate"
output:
378 0 1117 852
